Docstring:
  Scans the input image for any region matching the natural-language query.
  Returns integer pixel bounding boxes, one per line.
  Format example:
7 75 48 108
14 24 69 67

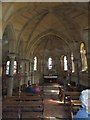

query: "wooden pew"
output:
64 91 81 116
20 100 42 105
64 91 80 103
3 96 19 102
2 111 20 119
70 99 81 115
2 94 44 119
2 91 44 119
21 112 43 119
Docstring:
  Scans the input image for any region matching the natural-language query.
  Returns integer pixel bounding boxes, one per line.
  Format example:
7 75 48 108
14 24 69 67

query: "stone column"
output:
67 54 72 82
29 60 32 85
19 59 25 86
74 53 81 86
30 60 34 84
38 59 41 73
87 52 90 86
32 63 34 84
87 30 90 86
7 53 15 96
24 59 30 85
82 28 90 86
41 60 43 73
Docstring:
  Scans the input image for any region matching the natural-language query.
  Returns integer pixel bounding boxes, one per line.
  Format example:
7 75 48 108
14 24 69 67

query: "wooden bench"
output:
2 92 44 119
21 112 43 119
64 91 80 103
20 100 42 105
2 111 20 119
71 100 81 106
70 99 81 115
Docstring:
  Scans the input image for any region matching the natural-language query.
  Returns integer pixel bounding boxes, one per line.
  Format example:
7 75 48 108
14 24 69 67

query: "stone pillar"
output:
24 59 30 85
38 59 44 85
83 28 90 87
7 53 15 96
74 53 81 86
19 59 30 86
19 59 25 86
38 59 41 73
67 54 72 82
30 60 34 84
41 60 43 73
87 30 90 86
29 60 32 85
87 52 90 86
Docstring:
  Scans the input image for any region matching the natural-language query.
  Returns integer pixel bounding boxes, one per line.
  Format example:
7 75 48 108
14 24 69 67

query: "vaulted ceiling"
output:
2 2 88 60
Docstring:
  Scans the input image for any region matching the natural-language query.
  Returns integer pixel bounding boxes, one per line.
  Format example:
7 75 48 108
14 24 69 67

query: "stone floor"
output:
42 83 72 120
2 83 72 120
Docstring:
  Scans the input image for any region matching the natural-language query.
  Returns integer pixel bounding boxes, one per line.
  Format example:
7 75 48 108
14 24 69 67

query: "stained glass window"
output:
6 61 17 75
48 57 52 70
34 56 37 71
6 61 10 75
13 61 17 74
64 56 68 71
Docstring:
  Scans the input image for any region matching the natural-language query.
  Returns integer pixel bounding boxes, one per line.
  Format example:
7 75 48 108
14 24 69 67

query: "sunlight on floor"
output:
50 90 59 94
44 116 56 119
48 99 64 104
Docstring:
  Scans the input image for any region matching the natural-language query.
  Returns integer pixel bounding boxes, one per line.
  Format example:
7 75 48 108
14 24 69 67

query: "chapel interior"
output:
1 2 90 120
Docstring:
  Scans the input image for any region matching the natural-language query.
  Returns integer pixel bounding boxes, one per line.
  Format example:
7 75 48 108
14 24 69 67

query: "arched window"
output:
13 61 17 74
64 56 68 71
71 53 75 73
34 56 37 71
6 60 17 75
6 61 10 75
48 57 52 70
80 43 88 71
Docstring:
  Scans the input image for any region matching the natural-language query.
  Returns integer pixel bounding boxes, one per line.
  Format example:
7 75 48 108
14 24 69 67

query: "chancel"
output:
1 2 90 120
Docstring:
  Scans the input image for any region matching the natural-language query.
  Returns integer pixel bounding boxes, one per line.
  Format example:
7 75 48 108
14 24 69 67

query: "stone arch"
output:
3 23 17 54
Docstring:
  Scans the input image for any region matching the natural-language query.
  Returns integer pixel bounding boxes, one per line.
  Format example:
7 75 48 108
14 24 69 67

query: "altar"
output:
43 75 58 83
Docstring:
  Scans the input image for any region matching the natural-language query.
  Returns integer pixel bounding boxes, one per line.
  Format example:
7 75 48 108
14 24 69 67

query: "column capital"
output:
20 58 30 62
8 53 16 59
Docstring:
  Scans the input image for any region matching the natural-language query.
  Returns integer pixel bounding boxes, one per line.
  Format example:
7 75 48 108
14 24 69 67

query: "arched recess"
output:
3 23 17 55
2 23 17 79
34 56 38 71
80 42 88 72
18 38 27 60
16 10 48 53
26 30 72 58
3 2 88 33
63 55 68 71
2 24 15 63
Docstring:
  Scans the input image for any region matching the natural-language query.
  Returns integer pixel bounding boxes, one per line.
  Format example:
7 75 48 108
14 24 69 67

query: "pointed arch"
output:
3 23 17 53
48 57 53 70
34 56 37 71
64 56 68 71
